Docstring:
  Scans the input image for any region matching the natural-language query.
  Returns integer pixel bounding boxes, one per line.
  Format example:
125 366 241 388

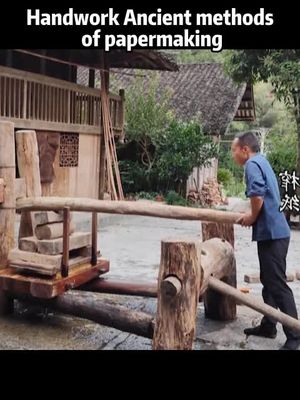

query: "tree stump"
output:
201 222 236 321
153 238 202 350
153 237 236 350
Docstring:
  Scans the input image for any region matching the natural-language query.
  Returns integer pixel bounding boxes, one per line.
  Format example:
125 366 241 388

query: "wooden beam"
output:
80 278 158 298
17 197 243 224
0 121 16 268
0 259 109 299
0 121 16 314
16 130 42 239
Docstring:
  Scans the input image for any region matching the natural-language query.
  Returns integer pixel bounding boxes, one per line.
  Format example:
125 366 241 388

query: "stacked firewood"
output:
188 178 228 207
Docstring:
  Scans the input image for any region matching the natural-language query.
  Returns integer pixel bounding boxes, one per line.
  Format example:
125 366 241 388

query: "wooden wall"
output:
39 132 101 199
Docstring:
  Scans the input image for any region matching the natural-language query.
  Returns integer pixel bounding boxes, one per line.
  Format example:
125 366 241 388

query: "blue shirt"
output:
245 153 290 241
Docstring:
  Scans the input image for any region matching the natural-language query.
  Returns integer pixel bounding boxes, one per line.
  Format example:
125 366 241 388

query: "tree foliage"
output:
120 75 217 195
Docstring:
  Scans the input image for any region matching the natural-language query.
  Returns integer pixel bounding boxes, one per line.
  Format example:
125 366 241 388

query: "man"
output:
231 131 300 350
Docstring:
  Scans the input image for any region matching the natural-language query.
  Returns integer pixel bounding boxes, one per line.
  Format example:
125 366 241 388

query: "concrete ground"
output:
1 198 300 350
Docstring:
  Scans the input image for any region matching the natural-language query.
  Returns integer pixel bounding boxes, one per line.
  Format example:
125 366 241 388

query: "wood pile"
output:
9 211 94 277
188 178 228 207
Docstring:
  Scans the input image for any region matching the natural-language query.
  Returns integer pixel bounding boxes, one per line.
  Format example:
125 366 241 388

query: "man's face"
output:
231 138 249 166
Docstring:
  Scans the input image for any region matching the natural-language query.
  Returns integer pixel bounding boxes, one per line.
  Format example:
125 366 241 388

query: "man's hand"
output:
237 212 255 227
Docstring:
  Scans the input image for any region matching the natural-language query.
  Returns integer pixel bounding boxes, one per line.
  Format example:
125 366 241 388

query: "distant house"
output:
78 62 255 193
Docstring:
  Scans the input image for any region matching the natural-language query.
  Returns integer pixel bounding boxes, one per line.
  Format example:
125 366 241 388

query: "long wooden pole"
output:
17 197 243 224
208 277 300 333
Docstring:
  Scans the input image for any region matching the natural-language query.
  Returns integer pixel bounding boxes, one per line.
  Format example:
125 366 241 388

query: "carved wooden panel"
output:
59 133 79 167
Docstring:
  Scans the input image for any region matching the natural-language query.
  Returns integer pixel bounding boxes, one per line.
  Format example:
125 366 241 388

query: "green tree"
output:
154 120 217 194
225 50 300 178
125 73 173 172
121 76 217 195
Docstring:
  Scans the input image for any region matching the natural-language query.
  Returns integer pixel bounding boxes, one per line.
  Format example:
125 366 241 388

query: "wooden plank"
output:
0 117 101 135
37 232 92 255
35 221 75 240
9 249 62 268
15 178 26 200
10 255 94 277
0 259 110 299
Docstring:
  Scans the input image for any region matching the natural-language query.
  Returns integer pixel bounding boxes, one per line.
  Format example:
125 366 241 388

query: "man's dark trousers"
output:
258 238 300 340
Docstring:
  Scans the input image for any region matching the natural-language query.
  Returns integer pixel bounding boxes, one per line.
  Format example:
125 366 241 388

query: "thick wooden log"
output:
17 197 243 224
153 237 236 349
80 278 158 298
208 277 300 333
16 130 42 239
199 238 237 321
0 121 15 314
16 291 155 339
34 221 75 240
153 238 202 350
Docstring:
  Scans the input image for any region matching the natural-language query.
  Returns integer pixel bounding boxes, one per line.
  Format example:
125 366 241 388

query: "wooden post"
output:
15 130 42 239
153 238 202 350
98 51 109 200
118 89 125 141
153 237 235 350
91 212 98 266
61 207 70 278
0 121 15 314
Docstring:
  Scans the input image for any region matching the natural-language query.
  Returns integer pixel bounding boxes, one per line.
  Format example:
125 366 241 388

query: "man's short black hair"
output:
235 131 260 152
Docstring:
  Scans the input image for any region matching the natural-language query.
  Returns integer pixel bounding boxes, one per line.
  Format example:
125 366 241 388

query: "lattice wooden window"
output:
59 133 79 167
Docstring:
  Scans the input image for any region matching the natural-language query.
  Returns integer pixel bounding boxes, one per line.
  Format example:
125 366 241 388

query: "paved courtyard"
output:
1 199 299 350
